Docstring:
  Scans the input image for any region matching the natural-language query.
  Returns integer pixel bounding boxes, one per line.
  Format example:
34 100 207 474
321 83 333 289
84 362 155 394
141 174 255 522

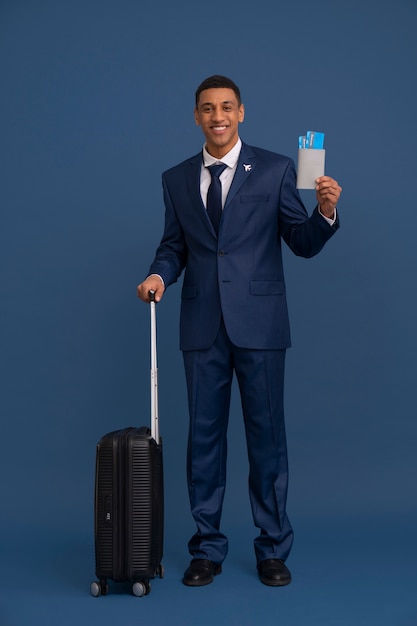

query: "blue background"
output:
1 0 416 624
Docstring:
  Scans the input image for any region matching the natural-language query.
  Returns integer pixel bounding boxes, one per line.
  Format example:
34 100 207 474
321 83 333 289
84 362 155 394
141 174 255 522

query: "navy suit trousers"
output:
183 319 294 565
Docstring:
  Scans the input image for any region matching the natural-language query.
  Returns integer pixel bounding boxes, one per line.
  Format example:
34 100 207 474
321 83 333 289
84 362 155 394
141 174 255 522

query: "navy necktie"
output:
207 163 227 234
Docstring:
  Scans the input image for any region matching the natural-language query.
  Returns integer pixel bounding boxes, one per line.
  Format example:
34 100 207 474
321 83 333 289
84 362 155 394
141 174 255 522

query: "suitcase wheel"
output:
90 579 108 597
132 580 151 597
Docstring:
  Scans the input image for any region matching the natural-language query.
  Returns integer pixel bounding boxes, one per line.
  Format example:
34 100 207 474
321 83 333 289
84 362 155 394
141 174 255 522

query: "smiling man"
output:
137 75 342 587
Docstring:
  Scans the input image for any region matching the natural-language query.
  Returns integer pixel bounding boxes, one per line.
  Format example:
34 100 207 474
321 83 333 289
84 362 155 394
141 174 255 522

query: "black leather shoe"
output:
182 559 222 586
258 559 292 586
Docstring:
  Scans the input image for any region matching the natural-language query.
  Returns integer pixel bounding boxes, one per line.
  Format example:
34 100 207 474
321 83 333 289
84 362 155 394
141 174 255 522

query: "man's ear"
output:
238 104 245 123
194 108 200 126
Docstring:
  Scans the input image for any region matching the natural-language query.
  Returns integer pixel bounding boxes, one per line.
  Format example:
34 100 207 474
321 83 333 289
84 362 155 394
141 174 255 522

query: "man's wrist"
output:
318 205 336 225
148 273 165 287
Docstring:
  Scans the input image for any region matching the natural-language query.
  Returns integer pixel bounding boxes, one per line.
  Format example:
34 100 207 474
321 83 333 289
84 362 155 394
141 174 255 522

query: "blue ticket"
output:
306 130 325 149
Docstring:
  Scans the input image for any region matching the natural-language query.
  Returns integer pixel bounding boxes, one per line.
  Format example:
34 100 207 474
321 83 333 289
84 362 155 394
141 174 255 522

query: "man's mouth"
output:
211 126 227 131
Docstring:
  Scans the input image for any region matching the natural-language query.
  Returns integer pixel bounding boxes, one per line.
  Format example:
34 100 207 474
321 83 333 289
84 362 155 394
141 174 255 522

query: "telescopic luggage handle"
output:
149 290 159 445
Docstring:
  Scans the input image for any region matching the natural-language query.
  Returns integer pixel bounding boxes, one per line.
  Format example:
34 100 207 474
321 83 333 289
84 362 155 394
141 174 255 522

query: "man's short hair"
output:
195 75 242 107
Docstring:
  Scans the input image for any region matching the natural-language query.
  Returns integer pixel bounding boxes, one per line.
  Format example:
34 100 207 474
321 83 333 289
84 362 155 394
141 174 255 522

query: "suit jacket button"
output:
219 250 225 256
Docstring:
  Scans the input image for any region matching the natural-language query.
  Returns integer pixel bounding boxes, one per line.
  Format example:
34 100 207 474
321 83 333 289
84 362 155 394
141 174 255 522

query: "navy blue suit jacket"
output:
149 142 339 351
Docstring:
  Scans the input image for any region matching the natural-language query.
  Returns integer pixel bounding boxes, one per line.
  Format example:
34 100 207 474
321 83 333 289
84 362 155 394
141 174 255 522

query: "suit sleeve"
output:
278 159 339 258
147 175 187 287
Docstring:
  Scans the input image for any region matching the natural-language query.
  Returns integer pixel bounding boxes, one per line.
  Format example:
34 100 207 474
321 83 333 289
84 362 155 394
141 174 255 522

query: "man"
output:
137 75 342 587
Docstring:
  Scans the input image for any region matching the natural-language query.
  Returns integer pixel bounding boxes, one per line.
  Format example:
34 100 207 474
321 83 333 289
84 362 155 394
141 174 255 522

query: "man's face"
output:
194 88 244 158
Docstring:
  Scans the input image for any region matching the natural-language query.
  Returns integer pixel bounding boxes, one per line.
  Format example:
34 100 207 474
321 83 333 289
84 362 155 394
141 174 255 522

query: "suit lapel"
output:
224 143 256 208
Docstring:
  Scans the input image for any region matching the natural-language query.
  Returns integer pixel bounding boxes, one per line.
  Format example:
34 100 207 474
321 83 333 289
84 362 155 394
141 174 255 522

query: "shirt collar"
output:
202 138 242 169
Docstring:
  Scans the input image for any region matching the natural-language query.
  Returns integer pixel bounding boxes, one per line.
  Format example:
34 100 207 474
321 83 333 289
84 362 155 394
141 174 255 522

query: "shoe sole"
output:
259 575 292 587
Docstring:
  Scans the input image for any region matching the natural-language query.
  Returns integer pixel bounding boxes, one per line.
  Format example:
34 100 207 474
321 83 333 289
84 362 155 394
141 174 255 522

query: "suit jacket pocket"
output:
240 194 270 203
250 280 285 295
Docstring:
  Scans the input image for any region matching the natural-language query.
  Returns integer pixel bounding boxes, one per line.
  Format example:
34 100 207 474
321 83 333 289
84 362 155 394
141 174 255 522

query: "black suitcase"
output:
91 292 164 597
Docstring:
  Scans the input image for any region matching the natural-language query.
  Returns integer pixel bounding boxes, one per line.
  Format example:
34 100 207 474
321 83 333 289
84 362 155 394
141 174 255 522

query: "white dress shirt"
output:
201 139 242 208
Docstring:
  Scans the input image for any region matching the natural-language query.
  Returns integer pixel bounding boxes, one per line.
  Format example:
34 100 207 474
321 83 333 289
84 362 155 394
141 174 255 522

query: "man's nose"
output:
211 106 224 120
